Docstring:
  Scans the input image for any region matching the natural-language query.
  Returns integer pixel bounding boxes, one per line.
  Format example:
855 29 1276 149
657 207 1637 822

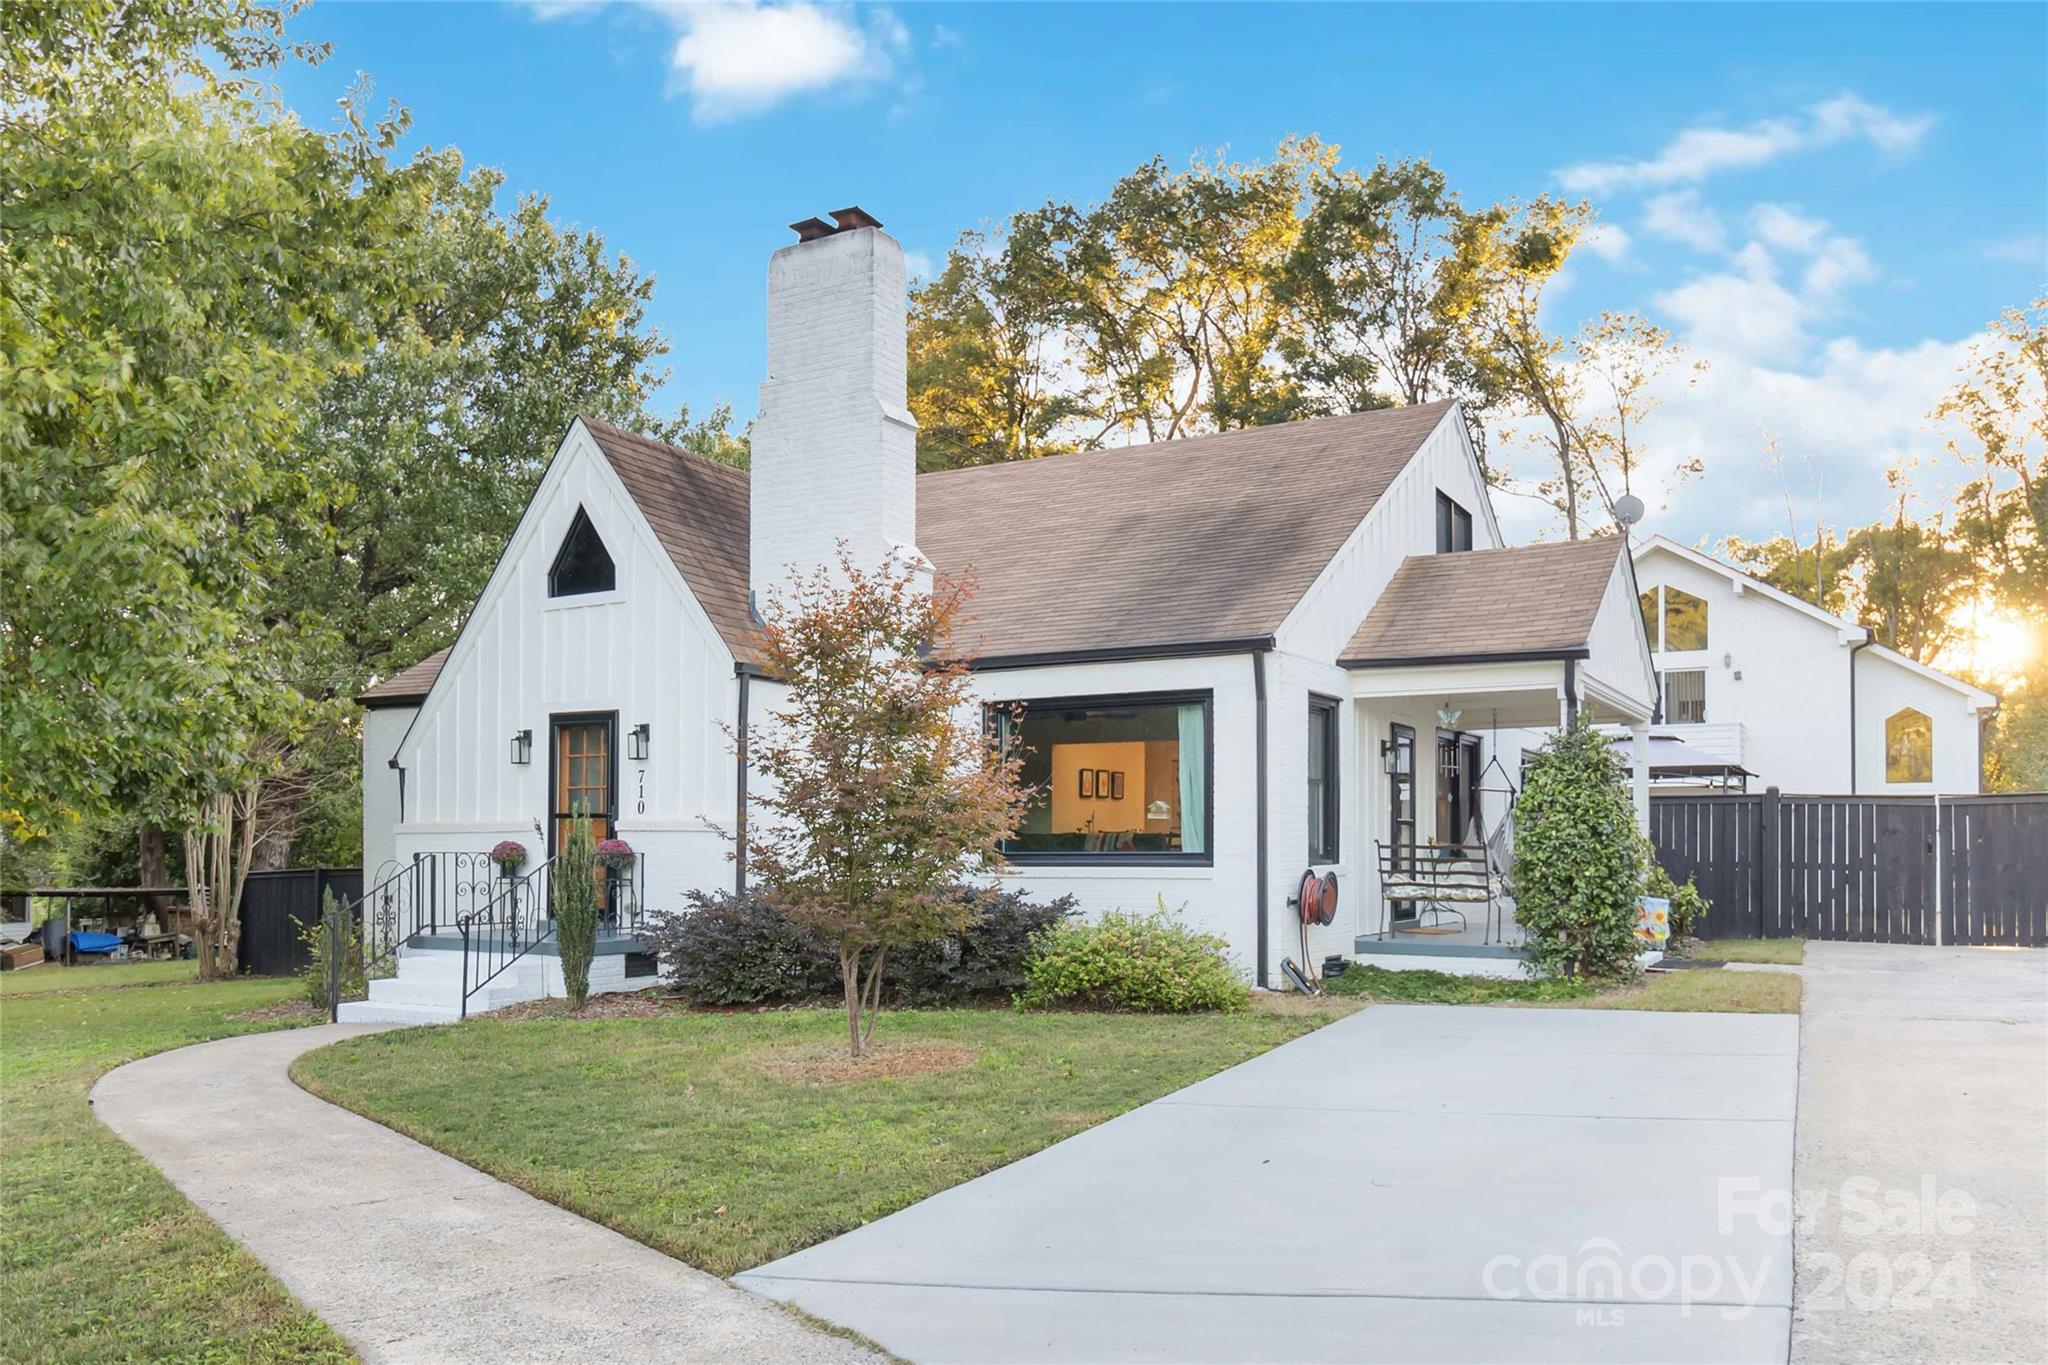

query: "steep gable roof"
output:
358 401 1457 700
1340 537 1628 667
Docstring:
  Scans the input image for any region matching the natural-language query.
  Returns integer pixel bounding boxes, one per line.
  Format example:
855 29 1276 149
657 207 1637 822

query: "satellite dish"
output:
1613 494 1646 528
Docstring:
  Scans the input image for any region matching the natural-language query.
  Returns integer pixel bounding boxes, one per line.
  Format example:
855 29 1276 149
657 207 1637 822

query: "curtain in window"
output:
1177 703 1206 854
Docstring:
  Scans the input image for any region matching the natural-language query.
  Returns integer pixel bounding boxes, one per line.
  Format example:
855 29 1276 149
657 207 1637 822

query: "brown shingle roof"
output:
1339 536 1628 667
579 416 768 667
356 647 452 707
360 402 1458 703
919 401 1456 660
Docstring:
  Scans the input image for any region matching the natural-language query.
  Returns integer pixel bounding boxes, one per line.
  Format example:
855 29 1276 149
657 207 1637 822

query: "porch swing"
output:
1470 709 1521 945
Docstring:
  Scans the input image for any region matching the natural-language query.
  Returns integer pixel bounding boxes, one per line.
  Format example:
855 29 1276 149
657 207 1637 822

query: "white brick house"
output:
347 209 1658 1020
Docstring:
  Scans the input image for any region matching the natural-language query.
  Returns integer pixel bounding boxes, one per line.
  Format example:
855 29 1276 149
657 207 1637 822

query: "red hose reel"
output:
1295 869 1339 926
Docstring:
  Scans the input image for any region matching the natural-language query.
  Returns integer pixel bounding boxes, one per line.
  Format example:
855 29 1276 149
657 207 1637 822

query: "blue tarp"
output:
69 931 122 955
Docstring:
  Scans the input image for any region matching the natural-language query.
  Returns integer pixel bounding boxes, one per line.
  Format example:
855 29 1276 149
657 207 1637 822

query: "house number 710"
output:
636 769 645 815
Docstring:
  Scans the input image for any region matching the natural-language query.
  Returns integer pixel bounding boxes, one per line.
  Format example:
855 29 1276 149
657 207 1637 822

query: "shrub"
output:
297 888 364 1008
553 815 600 1010
1018 899 1249 1013
1511 720 1647 981
888 888 1078 1005
643 886 1077 1006
642 890 842 1005
1646 859 1711 943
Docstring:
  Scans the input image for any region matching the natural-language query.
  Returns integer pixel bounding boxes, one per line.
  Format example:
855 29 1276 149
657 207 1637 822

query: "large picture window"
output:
1885 708 1932 784
996 692 1212 861
1308 695 1340 863
1639 584 1709 652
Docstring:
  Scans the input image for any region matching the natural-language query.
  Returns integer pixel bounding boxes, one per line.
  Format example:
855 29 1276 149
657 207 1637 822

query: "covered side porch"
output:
1333 538 1659 974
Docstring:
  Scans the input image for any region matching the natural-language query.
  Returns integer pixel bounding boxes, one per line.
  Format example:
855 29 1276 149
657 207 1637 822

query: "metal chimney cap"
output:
789 216 835 242
829 205 883 231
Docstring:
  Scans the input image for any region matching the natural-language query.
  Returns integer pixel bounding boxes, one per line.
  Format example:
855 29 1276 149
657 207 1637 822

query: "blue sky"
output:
276 2 2046 545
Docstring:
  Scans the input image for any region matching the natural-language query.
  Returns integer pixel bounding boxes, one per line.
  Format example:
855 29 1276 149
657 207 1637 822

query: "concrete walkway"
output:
91 1025 879 1364
1791 942 2047 1364
741 1004 1800 1363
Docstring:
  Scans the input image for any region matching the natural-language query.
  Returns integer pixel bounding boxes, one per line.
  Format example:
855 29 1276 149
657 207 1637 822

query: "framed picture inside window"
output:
1110 772 1125 800
1078 770 1096 798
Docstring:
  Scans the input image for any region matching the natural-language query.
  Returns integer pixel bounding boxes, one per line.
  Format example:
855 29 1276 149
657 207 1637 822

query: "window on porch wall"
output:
1308 696 1340 863
1660 669 1706 724
995 694 1212 861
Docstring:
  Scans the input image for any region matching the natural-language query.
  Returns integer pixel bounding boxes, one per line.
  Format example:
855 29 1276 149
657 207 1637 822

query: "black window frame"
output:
548 505 617 598
989 689 1215 867
1435 491 1473 554
1308 693 1341 865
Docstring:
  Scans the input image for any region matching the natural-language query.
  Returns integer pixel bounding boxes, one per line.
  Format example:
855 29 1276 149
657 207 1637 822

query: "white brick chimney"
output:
749 207 924 617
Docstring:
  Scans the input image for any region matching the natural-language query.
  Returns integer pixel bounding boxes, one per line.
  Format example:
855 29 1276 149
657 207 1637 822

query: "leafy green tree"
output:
743 550 1030 1056
1511 720 1646 980
1 0 426 849
1275 157 1476 415
1937 300 2046 636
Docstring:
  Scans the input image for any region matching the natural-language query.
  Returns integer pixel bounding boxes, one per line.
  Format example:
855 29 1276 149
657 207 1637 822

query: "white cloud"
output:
1642 189 1727 255
669 4 907 122
1749 203 1829 255
1580 222 1633 263
1983 231 2047 267
524 2 910 122
1558 93 1933 193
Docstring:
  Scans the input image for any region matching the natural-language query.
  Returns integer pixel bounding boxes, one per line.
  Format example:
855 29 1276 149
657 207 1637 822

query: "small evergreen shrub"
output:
1511 720 1647 981
297 889 365 1008
1018 899 1249 1013
643 887 1076 1006
553 815 600 1009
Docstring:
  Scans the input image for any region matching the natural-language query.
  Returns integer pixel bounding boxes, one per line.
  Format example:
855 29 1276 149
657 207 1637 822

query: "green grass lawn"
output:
0 968 347 1363
1688 937 1807 966
0 959 199 995
294 1003 1334 1277
1323 962 1801 1013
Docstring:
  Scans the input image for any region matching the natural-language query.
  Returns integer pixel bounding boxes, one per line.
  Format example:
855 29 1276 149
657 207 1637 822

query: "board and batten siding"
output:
1579 555 1659 719
390 425 739 912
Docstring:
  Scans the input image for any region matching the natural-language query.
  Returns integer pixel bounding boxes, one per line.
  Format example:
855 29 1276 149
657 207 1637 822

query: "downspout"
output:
1847 630 1873 795
1253 649 1270 990
1563 658 1580 729
733 665 751 898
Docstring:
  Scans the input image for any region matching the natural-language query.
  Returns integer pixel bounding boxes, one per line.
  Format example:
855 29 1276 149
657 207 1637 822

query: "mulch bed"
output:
486 990 684 1022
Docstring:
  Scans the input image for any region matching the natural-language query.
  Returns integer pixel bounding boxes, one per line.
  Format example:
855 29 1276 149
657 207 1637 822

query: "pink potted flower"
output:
595 837 635 872
491 839 528 874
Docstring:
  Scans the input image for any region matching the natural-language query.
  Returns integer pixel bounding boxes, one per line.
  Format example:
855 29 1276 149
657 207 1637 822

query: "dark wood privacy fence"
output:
1649 790 2047 946
239 867 362 975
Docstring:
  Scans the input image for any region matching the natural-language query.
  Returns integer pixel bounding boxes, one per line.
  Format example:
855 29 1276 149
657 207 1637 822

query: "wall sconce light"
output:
510 729 532 766
1380 739 1396 775
627 722 651 762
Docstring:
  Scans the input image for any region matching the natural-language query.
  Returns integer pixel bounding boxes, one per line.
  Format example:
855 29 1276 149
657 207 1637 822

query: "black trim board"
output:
1342 647 1588 670
971 636 1277 673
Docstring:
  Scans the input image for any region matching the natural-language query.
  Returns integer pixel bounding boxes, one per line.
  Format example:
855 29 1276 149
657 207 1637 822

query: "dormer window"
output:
549 507 615 597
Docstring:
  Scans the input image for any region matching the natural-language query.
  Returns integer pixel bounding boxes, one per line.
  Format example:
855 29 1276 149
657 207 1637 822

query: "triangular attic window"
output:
548 507 616 597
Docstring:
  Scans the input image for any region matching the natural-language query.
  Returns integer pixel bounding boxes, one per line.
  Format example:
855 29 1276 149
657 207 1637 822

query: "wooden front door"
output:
551 716 616 857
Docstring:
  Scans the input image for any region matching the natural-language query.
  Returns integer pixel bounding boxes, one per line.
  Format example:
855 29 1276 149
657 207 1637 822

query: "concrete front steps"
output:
337 935 653 1025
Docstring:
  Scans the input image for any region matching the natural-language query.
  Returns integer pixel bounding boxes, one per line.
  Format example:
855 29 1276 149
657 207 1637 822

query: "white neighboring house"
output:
345 208 1657 1022
1631 536 1997 795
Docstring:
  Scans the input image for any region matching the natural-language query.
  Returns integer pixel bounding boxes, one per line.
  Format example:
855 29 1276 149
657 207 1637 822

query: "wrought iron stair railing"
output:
458 856 557 1018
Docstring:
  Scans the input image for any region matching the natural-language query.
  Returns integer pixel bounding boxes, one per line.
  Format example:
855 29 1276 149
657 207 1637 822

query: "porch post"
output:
1630 723 1651 836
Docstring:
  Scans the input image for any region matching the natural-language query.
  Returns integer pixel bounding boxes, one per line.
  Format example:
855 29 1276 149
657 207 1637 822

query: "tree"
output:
1511 719 1646 981
1571 312 1705 525
742 550 1029 1056
1458 197 1599 531
1 0 427 852
1935 300 2046 635
1275 157 1478 415
908 214 1089 469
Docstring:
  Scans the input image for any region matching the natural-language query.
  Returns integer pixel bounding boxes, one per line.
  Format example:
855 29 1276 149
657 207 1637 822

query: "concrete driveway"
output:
740 1004 1799 1363
1791 942 2048 1364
